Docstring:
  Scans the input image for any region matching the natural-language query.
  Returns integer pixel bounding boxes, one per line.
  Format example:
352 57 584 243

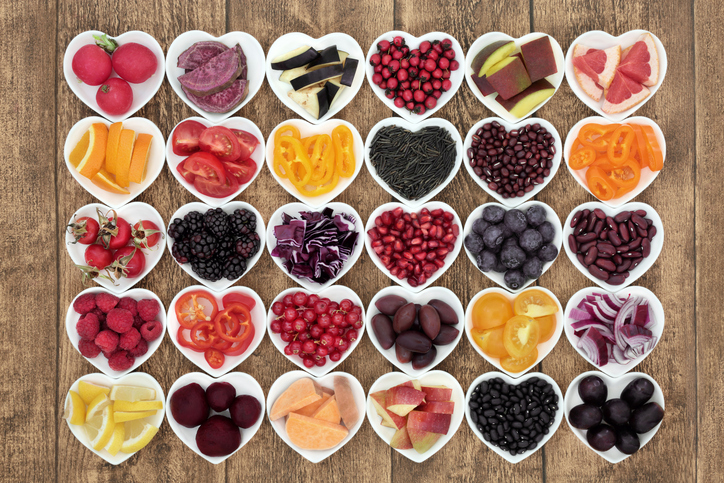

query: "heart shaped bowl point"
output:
465 372 564 463
64 116 165 209
366 370 465 463
267 285 365 376
564 30 668 122
564 116 666 207
63 30 165 122
266 202 364 292
562 202 664 292
65 202 165 293
166 201 265 291
366 286 464 377
266 33 365 124
166 117 265 207
364 201 463 292
167 285 265 377
564 371 665 463
465 32 565 123
364 117 463 208
165 372 265 464
563 286 664 377
463 117 562 207
365 31 465 123
265 119 364 208
166 31 265 122
462 201 563 293
64 372 165 464
267 371 366 463
465 287 564 378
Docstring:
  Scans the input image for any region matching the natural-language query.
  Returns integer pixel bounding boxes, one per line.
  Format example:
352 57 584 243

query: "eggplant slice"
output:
290 64 344 91
271 45 319 70
340 58 359 87
306 46 340 69
288 85 330 119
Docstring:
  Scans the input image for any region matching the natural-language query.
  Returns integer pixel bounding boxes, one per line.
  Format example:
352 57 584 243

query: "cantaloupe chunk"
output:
285 412 348 450
333 376 359 428
271 378 322 421
294 392 331 418
312 396 341 424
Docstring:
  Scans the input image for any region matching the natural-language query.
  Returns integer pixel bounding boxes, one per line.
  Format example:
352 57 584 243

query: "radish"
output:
96 78 133 116
72 44 112 85
112 43 158 84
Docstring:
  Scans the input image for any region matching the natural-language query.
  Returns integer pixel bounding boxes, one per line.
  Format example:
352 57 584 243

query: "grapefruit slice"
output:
128 133 153 184
617 33 659 87
602 70 650 114
77 123 108 179
572 44 604 101
572 44 620 89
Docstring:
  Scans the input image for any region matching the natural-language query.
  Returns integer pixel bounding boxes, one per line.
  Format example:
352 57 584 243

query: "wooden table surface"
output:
2 0 720 481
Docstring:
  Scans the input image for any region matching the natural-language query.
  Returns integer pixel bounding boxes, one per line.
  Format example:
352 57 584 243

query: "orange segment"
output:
115 129 136 187
91 167 130 195
128 133 153 184
105 122 123 175
77 123 108 179
69 131 90 168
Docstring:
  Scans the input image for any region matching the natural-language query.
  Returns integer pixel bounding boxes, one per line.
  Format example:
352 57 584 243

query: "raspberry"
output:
90 308 106 323
95 330 119 353
132 315 145 329
140 320 162 341
128 338 148 357
137 298 160 322
78 338 101 358
117 297 138 316
73 293 96 314
108 350 135 371
95 292 120 313
76 312 100 341
106 308 133 333
119 328 141 350
102 349 119 360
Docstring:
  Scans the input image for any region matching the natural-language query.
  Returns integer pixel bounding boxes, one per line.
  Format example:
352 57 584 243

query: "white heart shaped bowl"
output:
364 117 463 208
64 116 165 209
365 202 463 293
64 372 165 464
465 371 564 463
563 116 666 207
464 32 565 123
167 285 265 377
267 371 365 463
565 30 668 121
63 30 165 122
564 370 665 463
265 119 364 209
365 31 465 123
165 371 265 464
563 286 664 378
563 202 664 292
166 31 265 122
166 201 265 291
463 201 563 293
464 287 564 378
65 202 165 293
266 32 365 125
366 370 465 463
166 117 265 207
66 287 166 378
266 202 364 292
267 285 365 376
366 286 464 377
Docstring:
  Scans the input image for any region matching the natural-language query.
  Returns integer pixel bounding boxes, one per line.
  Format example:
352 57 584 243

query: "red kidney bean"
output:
622 251 643 258
588 264 610 281
608 274 625 285
570 210 583 228
642 238 651 257
596 258 616 272
594 208 606 219
619 222 630 242
580 240 596 254
628 238 642 250
568 234 578 252
601 228 609 240
593 220 604 236
613 254 624 265
582 209 590 219
608 231 622 246
636 225 648 238
577 253 585 265
617 244 629 253
614 211 631 223
606 216 617 231
628 220 636 238
584 246 598 265
598 243 616 256
635 209 647 217
586 214 597 232
617 259 632 272
574 219 587 236
648 226 657 240
576 232 598 243
631 214 647 227
631 259 642 269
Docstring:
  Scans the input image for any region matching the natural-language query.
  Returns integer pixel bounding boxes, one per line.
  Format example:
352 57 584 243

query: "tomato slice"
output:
222 293 256 310
223 158 257 186
183 151 226 184
199 126 242 162
176 161 196 184
501 348 538 373
204 348 225 369
194 175 239 198
175 290 219 329
503 316 540 359
472 293 513 330
535 314 557 343
513 289 559 318
230 129 260 160
172 120 207 156
470 327 509 358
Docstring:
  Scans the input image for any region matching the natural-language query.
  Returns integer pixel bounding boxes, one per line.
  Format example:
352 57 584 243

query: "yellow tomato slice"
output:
503 316 540 359
535 314 557 343
513 289 558 318
470 327 509 359
501 348 539 373
472 293 514 330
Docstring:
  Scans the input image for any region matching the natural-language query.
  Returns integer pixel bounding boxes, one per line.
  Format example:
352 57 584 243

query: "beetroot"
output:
206 382 236 412
181 79 248 113
178 45 242 96
230 394 262 429
196 415 241 457
112 42 158 83
178 41 229 70
170 383 209 428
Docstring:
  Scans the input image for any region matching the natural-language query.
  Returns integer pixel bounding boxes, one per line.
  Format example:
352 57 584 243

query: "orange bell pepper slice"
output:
213 303 252 344
332 125 356 177
569 146 597 170
641 125 664 171
586 166 616 201
578 123 620 152
606 125 635 166
274 124 300 145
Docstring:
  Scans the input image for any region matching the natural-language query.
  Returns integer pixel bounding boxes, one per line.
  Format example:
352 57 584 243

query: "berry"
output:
320 333 335 347
95 292 119 313
91 308 106 324
167 218 189 241
290 340 302 355
128 338 148 357
137 298 160 321
284 343 294 356
191 258 222 282
270 320 282 333
272 301 285 316
303 357 315 368
204 208 229 239
370 53 381 66
171 241 192 264
76 312 100 341
117 297 137 316
292 291 308 306
309 324 324 339
73 293 97 314
346 329 359 342
315 357 327 367
106 308 133 333
221 255 247 280
78 338 102 358
229 209 256 236
95 330 119 353
132 314 145 329
108 350 135 371
314 300 329 315
214 235 235 260
119 328 141 350
184 211 206 234
281 320 294 333
345 312 360 325
293 318 307 333
280 332 293 343
317 313 331 329
302 340 316 354
332 313 345 326
298 331 311 342
378 40 391 51
189 233 217 259
102 349 119 360
329 350 342 362
307 294 320 305
140 320 163 341
302 309 317 323
235 233 260 259
284 308 297 322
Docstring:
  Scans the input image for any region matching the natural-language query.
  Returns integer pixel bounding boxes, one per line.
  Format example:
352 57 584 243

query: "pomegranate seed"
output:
414 252 427 261
377 226 388 235
434 258 445 268
410 246 421 254
436 248 449 257
442 233 454 243
393 240 404 252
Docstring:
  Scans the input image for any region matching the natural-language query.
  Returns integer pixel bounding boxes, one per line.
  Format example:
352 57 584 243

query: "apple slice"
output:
421 385 452 402
407 410 452 435
486 56 532 100
471 40 517 77
390 426 413 450
408 427 442 454
497 79 555 118
418 401 455 415
370 391 407 429
385 386 426 417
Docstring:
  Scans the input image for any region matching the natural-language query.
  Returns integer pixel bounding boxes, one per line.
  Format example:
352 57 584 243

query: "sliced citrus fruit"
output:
503 315 540 359
77 123 109 179
121 420 158 453
86 393 111 422
105 122 124 175
114 410 157 423
602 71 650 115
113 400 163 412
86 405 115 451
618 33 659 87
78 381 110 405
114 129 136 187
91 167 130 195
64 391 86 425
572 44 604 101
500 347 538 373
69 131 90 168
110 385 156 402
513 289 559 318
128 133 153 184
105 422 125 456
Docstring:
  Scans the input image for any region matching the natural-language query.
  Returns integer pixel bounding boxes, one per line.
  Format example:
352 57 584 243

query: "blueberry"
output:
504 209 528 233
472 218 490 236
483 225 505 249
500 245 527 269
476 251 497 272
538 244 559 262
464 233 485 254
504 269 526 290
537 221 556 243
483 205 506 224
500 223 514 239
494 258 507 273
526 205 547 227
523 256 544 279
503 237 519 248
519 228 543 252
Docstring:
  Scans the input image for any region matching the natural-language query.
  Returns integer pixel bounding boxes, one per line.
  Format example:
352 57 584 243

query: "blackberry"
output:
221 255 247 280
183 211 205 234
204 208 229 238
171 241 192 264
229 209 256 236
168 218 189 241
235 233 260 259
215 236 235 261
189 233 217 260
191 258 222 282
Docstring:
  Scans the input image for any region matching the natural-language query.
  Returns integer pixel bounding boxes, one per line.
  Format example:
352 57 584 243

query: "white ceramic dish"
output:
64 116 165 208
465 372 564 463
366 370 465 463
464 32 564 123
563 116 666 207
462 117 562 207
564 371 665 463
364 201 463 292
266 33 365 124
65 202 165 293
265 119 364 208
64 372 165 464
365 31 465 123
564 30 668 121
63 30 165 122
364 117 463 208
165 31 265 122
267 285 365 376
366 286 464 377
266 371 365 463
165 371 265 464
562 202 664 292
266 202 364 292
462 201 563 293
166 201 265 291
166 116 265 207
464 287 564 378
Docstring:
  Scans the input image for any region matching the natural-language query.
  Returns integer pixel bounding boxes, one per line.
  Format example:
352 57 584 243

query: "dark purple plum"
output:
419 305 440 340
602 398 631 427
621 378 655 409
569 404 603 429
428 299 458 325
393 303 416 334
395 330 432 353
411 346 437 370
630 402 664 434
586 424 617 451
196 415 241 457
578 376 607 406
375 294 407 316
230 394 262 429
432 325 459 345
206 382 236 412
170 383 210 428
615 425 641 454
371 314 396 350
396 344 412 363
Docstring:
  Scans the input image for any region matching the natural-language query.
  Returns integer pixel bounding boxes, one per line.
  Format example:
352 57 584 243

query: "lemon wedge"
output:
110 385 156 402
86 405 115 451
64 391 86 425
78 381 110 406
121 420 158 454
105 423 125 456
113 400 163 412
86 393 111 422
114 410 156 423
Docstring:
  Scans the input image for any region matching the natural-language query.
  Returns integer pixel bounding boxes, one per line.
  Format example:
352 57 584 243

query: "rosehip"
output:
432 68 443 79
438 57 450 70
402 89 413 102
450 60 460 71
441 79 452 91
372 72 383 84
392 50 403 60
432 79 442 90
400 58 410 69
433 89 442 99
385 88 395 99
374 64 383 73
370 53 381 66
381 54 392 65
413 104 426 115
425 96 437 109
393 36 404 47
427 50 439 61
394 97 405 108
409 56 420 67
406 101 415 110
413 90 426 103
380 81 387 89
378 40 391 51
419 41 431 54
397 69 409 82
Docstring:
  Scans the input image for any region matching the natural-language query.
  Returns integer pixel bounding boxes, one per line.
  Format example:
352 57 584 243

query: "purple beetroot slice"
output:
178 45 242 96
177 41 229 70
182 79 248 113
